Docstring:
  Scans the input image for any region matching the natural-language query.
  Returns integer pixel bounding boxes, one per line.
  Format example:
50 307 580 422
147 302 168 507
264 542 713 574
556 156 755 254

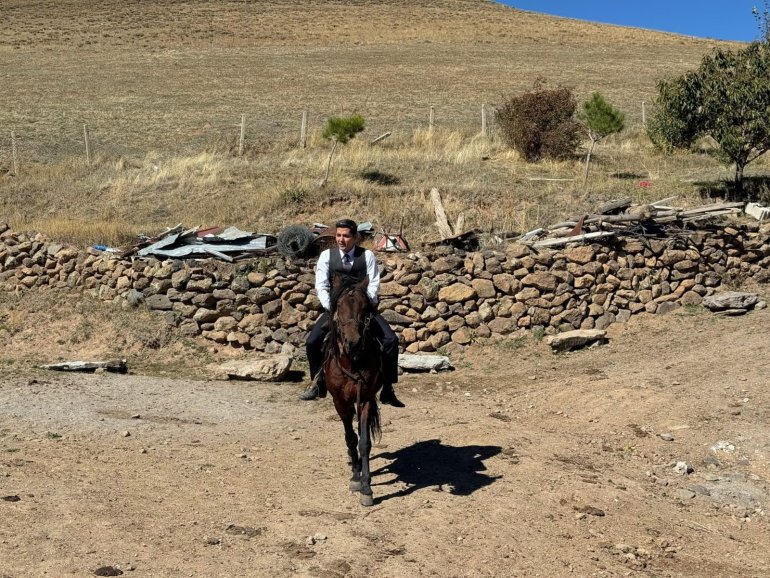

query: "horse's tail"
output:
369 398 381 443
356 380 382 443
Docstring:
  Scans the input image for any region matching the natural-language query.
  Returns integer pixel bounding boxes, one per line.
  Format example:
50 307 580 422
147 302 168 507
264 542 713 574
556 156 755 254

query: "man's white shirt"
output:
315 248 380 311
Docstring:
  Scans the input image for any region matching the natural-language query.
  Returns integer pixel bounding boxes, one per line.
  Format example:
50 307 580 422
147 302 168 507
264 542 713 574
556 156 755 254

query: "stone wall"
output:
1 221 768 354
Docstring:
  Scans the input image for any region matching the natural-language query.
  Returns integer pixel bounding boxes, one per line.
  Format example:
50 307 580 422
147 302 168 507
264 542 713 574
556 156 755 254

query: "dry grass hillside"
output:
0 0 758 246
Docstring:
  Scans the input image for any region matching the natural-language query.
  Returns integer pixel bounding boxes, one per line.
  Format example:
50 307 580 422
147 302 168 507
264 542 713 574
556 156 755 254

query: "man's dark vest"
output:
328 246 367 286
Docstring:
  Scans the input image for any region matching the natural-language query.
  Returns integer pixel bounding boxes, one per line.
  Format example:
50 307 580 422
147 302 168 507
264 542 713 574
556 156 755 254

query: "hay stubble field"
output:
0 0 752 244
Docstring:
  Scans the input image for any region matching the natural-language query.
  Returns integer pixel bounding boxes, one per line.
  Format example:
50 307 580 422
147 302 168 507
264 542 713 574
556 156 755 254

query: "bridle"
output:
333 286 373 333
331 286 374 388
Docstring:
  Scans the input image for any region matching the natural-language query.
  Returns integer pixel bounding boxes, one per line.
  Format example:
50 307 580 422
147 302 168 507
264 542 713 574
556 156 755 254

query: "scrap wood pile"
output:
519 197 745 248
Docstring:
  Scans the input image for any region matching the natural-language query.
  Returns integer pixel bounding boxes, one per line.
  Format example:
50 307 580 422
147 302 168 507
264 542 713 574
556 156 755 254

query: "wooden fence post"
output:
481 104 488 137
429 106 435 131
300 110 308 148
11 131 18 176
83 124 91 166
238 114 246 156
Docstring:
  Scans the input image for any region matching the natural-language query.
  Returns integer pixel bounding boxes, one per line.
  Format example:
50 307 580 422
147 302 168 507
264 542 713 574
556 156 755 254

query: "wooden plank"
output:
650 195 678 207
682 209 741 222
430 188 454 239
370 131 391 145
678 203 743 216
550 221 578 229
532 231 615 248
519 228 543 241
453 213 465 235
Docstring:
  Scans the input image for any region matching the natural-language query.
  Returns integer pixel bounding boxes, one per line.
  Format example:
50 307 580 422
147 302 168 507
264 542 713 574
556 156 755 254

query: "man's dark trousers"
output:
306 312 399 384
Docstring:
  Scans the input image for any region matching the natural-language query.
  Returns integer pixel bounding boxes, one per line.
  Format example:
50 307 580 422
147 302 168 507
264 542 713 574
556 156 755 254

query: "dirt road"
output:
2 307 770 577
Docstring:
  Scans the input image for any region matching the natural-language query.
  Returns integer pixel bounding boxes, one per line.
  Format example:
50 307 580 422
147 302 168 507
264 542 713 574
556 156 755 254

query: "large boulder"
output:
212 355 292 381
545 329 607 352
398 354 453 372
702 291 760 311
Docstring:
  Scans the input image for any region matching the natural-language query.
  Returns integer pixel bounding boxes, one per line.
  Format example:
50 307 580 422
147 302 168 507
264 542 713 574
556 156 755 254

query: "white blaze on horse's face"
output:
336 227 356 254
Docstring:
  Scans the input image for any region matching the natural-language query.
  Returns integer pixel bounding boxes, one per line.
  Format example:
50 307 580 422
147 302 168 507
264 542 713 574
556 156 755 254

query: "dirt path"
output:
2 307 770 577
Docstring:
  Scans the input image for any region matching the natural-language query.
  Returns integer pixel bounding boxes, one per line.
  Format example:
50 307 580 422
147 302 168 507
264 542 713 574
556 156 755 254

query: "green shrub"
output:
319 114 365 187
279 183 307 205
578 92 625 184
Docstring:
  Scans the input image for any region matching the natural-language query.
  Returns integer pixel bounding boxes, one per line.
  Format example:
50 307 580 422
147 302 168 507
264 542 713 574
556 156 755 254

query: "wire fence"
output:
0 105 502 174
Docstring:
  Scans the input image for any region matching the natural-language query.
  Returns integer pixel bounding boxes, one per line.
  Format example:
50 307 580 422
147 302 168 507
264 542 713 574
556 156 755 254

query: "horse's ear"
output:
357 275 369 291
331 273 344 290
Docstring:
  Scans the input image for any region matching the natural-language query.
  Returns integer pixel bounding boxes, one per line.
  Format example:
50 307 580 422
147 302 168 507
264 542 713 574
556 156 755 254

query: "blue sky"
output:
497 1 762 42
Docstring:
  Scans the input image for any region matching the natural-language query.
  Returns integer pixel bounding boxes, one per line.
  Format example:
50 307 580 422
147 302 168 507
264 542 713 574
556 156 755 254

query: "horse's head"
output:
331 273 373 361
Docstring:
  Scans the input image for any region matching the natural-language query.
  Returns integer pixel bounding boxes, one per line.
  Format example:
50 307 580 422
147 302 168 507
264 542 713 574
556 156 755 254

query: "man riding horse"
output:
299 218 405 408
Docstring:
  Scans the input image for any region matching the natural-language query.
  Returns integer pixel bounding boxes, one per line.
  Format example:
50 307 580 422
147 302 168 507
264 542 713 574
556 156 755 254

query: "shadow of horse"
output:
371 439 502 503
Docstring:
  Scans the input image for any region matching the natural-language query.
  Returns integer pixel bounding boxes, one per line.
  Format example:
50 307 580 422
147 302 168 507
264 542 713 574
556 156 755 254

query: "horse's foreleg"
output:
341 411 361 491
357 401 374 506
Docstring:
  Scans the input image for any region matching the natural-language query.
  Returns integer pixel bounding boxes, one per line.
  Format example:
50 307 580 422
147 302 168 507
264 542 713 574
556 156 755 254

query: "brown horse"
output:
322 273 382 507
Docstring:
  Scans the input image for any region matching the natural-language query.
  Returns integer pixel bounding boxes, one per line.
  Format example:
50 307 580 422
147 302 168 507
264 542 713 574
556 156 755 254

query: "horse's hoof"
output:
349 480 362 492
359 493 374 507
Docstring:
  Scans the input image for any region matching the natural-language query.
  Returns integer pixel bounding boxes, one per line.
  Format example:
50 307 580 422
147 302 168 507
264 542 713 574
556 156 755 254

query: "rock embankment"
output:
1 222 768 353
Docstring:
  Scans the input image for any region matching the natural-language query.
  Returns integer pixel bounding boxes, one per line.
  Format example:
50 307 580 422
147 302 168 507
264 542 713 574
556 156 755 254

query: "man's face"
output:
335 226 356 253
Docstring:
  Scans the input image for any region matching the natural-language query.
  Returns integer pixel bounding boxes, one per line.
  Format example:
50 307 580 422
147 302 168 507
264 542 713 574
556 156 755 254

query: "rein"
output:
330 286 374 392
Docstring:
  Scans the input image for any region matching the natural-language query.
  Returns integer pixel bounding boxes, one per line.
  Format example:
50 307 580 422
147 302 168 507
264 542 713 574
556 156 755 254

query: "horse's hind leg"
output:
341 411 361 492
357 401 374 506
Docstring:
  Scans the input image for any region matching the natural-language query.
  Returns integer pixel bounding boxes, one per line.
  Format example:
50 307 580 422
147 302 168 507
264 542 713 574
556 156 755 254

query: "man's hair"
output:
335 218 358 234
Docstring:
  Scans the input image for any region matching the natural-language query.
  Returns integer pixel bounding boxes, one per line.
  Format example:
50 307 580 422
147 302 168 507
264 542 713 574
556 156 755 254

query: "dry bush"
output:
496 80 582 162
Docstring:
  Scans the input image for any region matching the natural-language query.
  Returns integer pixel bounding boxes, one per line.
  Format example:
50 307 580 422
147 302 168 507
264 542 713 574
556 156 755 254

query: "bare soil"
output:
2 302 770 577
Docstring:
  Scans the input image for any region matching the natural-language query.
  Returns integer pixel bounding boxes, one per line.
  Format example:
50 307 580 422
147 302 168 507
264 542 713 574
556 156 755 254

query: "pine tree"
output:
319 115 365 188
578 93 624 185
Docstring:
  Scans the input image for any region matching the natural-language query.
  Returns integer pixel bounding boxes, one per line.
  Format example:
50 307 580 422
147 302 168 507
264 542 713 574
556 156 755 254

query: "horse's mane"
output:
329 276 360 314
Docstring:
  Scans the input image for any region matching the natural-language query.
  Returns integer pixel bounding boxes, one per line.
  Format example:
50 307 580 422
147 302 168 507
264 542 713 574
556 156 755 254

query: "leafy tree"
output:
753 1 770 40
319 114 365 187
647 40 770 196
578 92 625 185
496 79 581 162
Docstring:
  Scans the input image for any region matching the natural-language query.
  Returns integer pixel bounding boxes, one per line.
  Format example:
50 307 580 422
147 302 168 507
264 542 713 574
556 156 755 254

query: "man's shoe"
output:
380 383 405 408
299 383 319 401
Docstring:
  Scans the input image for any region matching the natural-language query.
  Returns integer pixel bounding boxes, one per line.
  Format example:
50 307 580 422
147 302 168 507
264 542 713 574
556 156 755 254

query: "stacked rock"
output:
1 221 768 352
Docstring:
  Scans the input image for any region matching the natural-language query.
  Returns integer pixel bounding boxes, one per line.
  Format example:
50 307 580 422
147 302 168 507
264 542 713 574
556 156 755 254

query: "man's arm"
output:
365 250 380 305
315 250 331 310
